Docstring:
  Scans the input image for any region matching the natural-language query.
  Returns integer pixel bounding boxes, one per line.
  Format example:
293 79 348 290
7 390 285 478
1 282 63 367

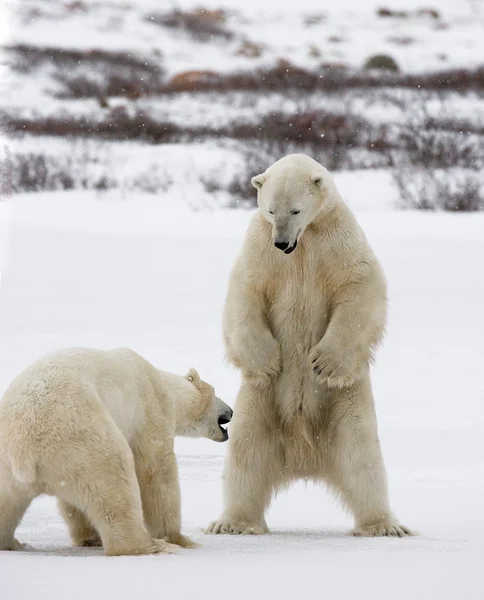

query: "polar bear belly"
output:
268 280 329 421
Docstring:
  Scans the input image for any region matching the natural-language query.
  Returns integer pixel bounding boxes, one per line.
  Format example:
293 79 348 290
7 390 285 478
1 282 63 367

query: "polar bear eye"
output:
268 210 274 215
291 210 300 215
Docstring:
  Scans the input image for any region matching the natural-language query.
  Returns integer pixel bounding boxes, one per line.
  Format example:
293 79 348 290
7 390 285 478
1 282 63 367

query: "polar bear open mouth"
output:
218 415 230 441
284 240 298 254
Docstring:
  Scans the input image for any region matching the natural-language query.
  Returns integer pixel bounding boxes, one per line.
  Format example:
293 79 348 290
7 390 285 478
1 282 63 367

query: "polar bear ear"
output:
186 368 201 388
311 173 324 188
251 173 266 190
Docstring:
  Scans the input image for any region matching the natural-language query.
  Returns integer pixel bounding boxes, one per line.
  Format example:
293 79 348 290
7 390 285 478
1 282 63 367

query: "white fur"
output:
206 154 412 537
0 347 232 555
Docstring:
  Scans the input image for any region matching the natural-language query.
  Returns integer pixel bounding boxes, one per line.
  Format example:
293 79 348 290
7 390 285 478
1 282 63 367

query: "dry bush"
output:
8 45 161 75
201 142 283 206
405 67 484 92
7 45 164 100
216 106 392 170
391 94 484 211
377 7 440 19
376 7 409 18
162 62 484 94
3 100 393 171
0 151 73 195
128 168 174 194
54 70 164 100
390 93 483 168
398 129 481 168
146 8 233 41
0 146 176 196
394 169 484 211
178 60 329 93
3 108 186 143
201 130 392 207
0 148 115 195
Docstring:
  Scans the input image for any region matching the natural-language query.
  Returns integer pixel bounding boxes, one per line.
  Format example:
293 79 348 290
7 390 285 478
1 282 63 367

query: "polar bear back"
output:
0 347 168 446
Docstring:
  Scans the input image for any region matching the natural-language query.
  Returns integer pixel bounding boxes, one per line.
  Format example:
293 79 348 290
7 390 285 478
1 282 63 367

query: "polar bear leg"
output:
57 500 101 547
205 381 282 535
328 378 412 537
136 447 198 549
0 485 35 551
56 433 177 556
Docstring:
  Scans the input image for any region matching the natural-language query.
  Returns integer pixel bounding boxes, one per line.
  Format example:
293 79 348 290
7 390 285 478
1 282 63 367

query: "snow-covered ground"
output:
0 192 483 599
1 0 483 596
2 0 483 203
3 0 484 77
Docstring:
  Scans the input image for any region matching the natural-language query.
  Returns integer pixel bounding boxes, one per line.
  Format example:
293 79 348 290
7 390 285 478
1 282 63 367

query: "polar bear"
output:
0 347 232 555
206 154 411 538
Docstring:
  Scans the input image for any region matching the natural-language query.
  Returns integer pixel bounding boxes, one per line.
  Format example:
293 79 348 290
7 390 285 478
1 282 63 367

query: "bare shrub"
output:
0 151 72 195
376 7 409 18
145 8 233 41
3 100 393 171
7 44 164 99
8 45 161 75
54 70 164 100
217 105 392 170
0 141 124 195
390 93 484 211
3 108 185 143
377 7 440 19
201 143 280 206
303 14 325 27
162 62 484 95
390 93 483 168
129 168 174 194
393 169 484 211
398 129 481 168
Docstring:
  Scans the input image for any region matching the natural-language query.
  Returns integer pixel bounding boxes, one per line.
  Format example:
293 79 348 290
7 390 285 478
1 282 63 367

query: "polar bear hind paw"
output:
150 539 180 554
165 533 200 549
352 521 413 537
204 519 267 535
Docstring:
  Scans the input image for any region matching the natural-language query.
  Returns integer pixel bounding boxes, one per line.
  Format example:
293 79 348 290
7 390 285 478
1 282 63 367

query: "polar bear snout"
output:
275 239 298 254
218 408 233 425
274 241 289 251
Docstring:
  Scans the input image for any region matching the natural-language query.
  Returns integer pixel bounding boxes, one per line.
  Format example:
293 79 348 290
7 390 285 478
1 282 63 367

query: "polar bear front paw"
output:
164 533 200 549
352 521 413 538
4 538 34 551
204 518 267 535
239 334 282 381
148 538 181 554
310 343 361 388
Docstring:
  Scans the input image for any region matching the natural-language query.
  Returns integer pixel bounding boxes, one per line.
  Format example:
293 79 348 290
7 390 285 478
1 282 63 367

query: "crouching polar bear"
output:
206 154 411 538
0 347 232 555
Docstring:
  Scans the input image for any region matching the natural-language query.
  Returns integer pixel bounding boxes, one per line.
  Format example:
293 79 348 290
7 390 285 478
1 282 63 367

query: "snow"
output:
3 0 484 88
1 0 484 596
0 192 483 599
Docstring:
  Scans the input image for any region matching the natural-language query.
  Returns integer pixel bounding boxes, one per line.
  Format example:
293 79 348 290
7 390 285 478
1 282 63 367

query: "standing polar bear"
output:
206 154 411 537
0 347 232 555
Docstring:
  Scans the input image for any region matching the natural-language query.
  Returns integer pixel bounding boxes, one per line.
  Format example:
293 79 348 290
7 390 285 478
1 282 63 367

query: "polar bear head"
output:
182 368 233 442
251 154 337 254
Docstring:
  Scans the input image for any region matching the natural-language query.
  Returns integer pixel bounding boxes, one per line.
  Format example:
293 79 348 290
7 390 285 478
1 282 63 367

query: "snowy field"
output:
0 191 483 599
1 0 483 597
